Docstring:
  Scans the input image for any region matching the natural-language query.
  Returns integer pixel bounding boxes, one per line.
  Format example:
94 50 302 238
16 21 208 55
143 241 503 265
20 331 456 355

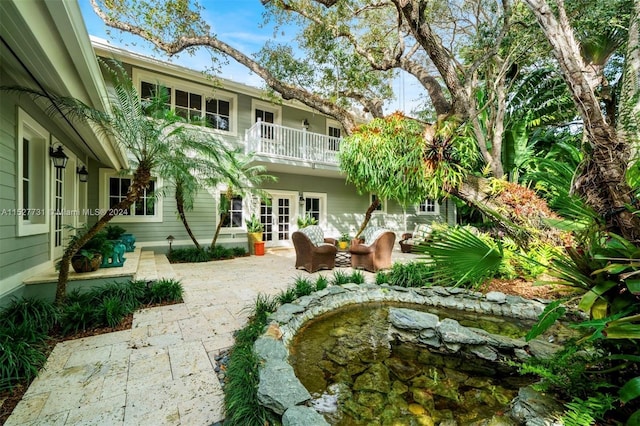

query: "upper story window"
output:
206 98 230 130
17 108 50 236
327 120 342 151
133 69 237 135
418 199 439 215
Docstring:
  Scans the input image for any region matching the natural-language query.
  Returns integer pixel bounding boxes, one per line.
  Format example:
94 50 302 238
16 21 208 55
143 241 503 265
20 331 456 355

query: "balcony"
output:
245 121 341 167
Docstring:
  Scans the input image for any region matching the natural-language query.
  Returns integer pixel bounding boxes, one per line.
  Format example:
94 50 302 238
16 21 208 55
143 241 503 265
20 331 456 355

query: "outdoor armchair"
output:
399 223 433 253
292 225 338 273
350 227 396 272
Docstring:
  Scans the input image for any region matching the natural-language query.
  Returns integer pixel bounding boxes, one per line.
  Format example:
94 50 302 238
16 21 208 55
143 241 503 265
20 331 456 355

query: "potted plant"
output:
337 233 351 250
105 225 126 241
297 214 318 229
69 229 111 273
246 214 264 255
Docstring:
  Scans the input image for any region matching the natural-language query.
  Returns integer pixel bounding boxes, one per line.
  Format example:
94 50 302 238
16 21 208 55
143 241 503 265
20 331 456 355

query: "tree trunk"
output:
524 0 640 241
211 212 227 249
175 182 201 249
354 199 380 239
56 166 152 304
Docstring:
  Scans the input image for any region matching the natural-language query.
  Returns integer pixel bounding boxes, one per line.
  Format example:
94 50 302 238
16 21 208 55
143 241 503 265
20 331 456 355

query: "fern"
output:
562 394 615 426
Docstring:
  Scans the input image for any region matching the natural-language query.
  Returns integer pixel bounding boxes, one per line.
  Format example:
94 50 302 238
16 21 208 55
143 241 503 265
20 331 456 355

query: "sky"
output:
79 0 419 113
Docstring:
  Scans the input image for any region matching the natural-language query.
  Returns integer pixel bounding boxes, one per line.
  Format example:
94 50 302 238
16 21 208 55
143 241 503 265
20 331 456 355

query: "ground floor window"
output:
418 199 439 215
221 194 243 228
17 108 49 236
99 170 163 222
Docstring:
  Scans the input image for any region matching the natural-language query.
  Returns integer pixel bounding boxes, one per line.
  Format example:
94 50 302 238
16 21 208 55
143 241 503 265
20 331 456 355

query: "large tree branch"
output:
91 0 360 133
393 0 470 119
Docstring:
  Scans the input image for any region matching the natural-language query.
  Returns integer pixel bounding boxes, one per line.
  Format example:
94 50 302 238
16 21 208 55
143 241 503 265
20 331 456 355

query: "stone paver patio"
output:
5 248 413 425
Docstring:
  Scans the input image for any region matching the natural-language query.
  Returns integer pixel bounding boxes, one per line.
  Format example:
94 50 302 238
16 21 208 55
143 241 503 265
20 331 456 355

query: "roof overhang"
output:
0 0 127 170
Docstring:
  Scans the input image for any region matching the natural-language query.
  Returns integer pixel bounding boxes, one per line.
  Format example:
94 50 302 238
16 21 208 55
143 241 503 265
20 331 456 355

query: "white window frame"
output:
132 68 238 136
370 193 387 214
417 198 440 215
251 99 282 126
301 192 327 227
216 187 248 233
99 168 163 223
17 108 50 236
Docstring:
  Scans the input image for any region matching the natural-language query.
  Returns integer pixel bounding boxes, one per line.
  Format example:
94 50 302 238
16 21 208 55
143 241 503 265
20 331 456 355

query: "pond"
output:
289 302 542 425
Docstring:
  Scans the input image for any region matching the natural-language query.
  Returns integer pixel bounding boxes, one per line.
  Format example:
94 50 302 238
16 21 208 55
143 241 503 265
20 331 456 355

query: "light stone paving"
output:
5 247 414 425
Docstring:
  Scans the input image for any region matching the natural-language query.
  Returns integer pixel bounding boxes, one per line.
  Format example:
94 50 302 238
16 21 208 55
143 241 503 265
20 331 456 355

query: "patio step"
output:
134 250 175 282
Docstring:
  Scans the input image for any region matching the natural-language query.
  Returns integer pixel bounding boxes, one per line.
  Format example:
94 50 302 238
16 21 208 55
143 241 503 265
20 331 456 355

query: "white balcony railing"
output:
245 121 341 165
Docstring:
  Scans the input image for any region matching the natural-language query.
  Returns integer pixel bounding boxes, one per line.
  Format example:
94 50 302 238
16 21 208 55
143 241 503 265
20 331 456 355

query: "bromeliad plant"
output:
522 206 640 424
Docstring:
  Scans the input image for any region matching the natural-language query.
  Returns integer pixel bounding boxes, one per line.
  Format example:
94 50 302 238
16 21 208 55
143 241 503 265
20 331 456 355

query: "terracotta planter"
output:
71 253 103 273
248 232 263 255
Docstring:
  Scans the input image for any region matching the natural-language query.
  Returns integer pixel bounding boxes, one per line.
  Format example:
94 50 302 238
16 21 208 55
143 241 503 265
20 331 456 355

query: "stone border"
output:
254 284 563 425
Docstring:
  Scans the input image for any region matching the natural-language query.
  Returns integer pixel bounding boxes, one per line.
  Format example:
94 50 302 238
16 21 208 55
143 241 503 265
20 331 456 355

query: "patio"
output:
4 247 414 425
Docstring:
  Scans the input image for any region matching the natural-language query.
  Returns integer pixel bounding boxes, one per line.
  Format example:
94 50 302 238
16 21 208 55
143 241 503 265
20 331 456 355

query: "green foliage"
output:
225 292 280 425
104 225 127 240
0 323 48 391
340 113 472 205
296 214 318 228
144 279 184 304
246 214 264 233
275 287 297 305
330 270 366 286
293 276 315 297
562 394 616 426
60 301 98 335
417 226 503 288
96 296 128 328
0 297 59 336
167 246 246 263
315 275 329 291
376 262 434 287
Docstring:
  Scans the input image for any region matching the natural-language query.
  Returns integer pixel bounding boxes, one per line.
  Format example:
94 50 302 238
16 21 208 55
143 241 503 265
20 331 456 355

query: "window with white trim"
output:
221 194 243 228
327 120 342 151
99 169 163 223
134 69 237 135
17 108 49 236
418 199 439 215
370 194 386 214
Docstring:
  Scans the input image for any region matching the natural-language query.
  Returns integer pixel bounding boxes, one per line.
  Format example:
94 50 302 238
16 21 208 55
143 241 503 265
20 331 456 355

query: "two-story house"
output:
0 0 454 303
91 39 456 252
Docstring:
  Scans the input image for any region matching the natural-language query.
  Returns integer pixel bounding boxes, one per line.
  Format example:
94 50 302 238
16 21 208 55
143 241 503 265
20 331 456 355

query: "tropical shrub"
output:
523 226 640 423
376 261 434 287
144 279 184 304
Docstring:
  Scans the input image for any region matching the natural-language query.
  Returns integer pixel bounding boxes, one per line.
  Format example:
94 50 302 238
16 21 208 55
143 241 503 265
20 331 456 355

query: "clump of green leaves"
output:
376 262 434 287
167 246 247 263
225 293 279 426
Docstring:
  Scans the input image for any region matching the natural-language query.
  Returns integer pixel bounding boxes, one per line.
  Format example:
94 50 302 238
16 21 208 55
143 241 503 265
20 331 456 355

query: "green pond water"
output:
289 302 540 425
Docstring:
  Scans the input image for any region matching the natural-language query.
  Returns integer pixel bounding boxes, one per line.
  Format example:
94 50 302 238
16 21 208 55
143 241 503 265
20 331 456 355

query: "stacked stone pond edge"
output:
254 284 567 426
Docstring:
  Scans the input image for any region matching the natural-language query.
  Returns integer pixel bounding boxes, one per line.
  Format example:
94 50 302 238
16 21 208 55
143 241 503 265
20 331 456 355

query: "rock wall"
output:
254 283 564 425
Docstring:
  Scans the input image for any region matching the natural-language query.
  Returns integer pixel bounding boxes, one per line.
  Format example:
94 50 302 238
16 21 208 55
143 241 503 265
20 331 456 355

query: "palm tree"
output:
2 59 247 304
209 158 273 248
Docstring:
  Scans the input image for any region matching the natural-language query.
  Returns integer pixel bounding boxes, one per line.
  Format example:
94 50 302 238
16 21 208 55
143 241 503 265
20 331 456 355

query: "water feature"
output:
289 302 551 425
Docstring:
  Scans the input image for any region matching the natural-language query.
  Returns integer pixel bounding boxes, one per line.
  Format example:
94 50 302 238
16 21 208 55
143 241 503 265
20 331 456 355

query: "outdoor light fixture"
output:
166 235 175 251
299 192 305 204
49 145 69 169
302 119 310 130
77 166 89 183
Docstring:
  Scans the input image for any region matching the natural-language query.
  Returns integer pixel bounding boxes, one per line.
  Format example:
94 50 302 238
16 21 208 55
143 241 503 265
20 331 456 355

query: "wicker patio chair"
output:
292 225 338 273
350 227 396 272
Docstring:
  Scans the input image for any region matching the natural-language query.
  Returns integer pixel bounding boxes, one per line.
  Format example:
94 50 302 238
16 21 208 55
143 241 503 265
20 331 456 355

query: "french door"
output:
51 152 78 260
259 192 296 247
